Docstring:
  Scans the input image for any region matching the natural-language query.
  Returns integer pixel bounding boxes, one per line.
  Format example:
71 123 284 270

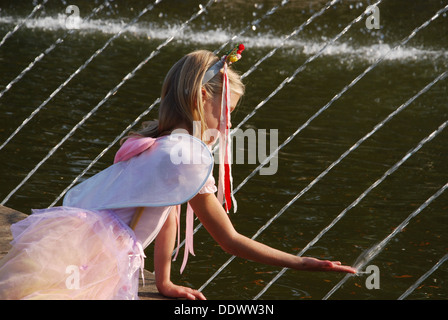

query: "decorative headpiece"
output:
202 44 245 85
202 44 245 214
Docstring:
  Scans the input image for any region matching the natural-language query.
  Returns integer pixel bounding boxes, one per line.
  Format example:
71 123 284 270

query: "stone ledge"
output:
0 205 166 300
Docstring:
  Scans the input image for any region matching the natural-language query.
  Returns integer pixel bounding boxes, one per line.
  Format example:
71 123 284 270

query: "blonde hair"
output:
128 50 245 142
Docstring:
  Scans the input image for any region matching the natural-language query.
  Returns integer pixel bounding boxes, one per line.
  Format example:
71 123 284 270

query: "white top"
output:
63 133 215 249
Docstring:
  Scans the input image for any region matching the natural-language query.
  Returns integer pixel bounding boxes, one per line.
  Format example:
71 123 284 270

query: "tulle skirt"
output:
0 207 144 300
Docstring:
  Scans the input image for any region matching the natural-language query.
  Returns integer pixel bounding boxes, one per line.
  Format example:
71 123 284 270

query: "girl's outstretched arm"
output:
189 193 357 274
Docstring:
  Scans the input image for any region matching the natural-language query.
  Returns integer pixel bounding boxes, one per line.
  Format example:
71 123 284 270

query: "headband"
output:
203 44 245 214
202 44 245 85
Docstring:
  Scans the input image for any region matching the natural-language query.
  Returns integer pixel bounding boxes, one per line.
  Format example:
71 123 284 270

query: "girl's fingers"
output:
196 291 207 300
184 288 207 300
332 264 357 273
186 293 196 300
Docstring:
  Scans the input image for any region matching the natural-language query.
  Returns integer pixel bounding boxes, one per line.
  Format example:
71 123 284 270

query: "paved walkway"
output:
0 205 167 300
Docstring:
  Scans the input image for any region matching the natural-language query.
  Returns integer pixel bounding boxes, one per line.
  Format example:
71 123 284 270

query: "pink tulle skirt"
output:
0 207 144 300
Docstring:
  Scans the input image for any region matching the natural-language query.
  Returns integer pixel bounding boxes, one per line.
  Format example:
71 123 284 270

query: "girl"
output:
0 46 355 300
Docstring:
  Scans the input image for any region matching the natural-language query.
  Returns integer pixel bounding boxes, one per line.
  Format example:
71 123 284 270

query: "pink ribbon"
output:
134 241 147 286
172 203 195 274
114 136 156 164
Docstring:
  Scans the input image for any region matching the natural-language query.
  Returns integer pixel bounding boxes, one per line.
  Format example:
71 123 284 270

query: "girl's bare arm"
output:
189 193 356 273
153 208 206 300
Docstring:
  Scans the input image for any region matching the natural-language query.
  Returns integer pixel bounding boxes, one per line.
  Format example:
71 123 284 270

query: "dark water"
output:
0 0 447 300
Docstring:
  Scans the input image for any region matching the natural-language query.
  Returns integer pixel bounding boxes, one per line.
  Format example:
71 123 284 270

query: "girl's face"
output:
203 90 240 132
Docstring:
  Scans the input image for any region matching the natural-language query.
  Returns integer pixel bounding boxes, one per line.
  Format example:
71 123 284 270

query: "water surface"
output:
0 0 447 300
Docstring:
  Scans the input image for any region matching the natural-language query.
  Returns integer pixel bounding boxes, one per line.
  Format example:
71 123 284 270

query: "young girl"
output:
0 46 355 300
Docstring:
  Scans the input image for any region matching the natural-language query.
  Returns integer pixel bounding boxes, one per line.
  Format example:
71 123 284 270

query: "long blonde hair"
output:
128 50 245 142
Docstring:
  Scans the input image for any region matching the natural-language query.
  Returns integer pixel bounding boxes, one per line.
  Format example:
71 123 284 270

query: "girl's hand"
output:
157 281 207 300
298 257 357 273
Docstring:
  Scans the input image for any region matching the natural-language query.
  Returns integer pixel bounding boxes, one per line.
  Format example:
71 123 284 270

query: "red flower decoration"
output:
237 43 245 55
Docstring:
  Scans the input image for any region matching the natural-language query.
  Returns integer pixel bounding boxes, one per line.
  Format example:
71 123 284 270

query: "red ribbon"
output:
218 63 237 213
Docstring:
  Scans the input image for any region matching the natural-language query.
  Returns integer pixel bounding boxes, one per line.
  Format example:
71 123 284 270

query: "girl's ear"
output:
201 87 208 103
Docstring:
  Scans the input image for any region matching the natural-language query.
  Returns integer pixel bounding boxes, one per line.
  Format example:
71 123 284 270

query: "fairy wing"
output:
63 133 213 210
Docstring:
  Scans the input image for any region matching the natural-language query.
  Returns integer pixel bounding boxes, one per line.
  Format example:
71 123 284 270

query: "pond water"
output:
0 0 447 300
